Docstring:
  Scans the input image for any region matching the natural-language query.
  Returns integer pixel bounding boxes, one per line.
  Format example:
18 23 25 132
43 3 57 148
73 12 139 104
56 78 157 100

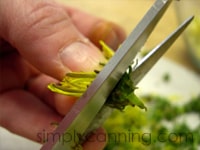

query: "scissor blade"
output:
41 0 172 149
131 16 194 85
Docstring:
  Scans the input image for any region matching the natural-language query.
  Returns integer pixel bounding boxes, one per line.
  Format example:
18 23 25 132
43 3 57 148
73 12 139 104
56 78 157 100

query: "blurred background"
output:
175 0 200 72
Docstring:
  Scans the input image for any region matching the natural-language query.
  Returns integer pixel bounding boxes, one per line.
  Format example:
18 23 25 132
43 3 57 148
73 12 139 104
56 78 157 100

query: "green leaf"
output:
127 93 147 111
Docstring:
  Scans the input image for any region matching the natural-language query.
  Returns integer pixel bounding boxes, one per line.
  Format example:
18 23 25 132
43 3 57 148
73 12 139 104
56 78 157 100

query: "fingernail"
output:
89 22 126 50
60 41 104 71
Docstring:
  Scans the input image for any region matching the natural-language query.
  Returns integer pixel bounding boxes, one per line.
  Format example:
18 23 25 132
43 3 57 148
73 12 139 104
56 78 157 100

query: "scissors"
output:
41 0 193 149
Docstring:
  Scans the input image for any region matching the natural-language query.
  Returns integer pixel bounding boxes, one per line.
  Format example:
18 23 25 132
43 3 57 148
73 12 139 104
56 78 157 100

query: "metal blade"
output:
131 16 194 85
41 0 172 149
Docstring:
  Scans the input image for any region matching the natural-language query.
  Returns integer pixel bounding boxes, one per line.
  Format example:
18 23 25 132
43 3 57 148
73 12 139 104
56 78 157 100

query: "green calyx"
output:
106 66 147 111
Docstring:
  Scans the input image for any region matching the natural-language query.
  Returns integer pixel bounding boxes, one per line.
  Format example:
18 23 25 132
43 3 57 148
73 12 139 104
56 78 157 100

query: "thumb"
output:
0 0 106 79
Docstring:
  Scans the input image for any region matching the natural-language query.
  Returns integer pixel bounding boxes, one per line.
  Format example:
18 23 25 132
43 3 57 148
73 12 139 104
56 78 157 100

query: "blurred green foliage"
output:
104 94 200 150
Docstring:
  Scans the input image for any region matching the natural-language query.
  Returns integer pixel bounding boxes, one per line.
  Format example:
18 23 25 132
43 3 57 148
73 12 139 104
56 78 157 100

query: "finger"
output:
83 128 107 150
0 0 106 80
64 6 126 50
0 51 39 93
0 41 72 115
27 74 76 115
0 89 62 142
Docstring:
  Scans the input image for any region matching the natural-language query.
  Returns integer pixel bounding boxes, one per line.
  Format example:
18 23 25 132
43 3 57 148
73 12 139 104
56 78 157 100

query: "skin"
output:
0 0 126 149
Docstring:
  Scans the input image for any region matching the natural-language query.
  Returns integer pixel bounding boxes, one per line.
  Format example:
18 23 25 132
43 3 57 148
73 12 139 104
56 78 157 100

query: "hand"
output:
0 0 125 149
